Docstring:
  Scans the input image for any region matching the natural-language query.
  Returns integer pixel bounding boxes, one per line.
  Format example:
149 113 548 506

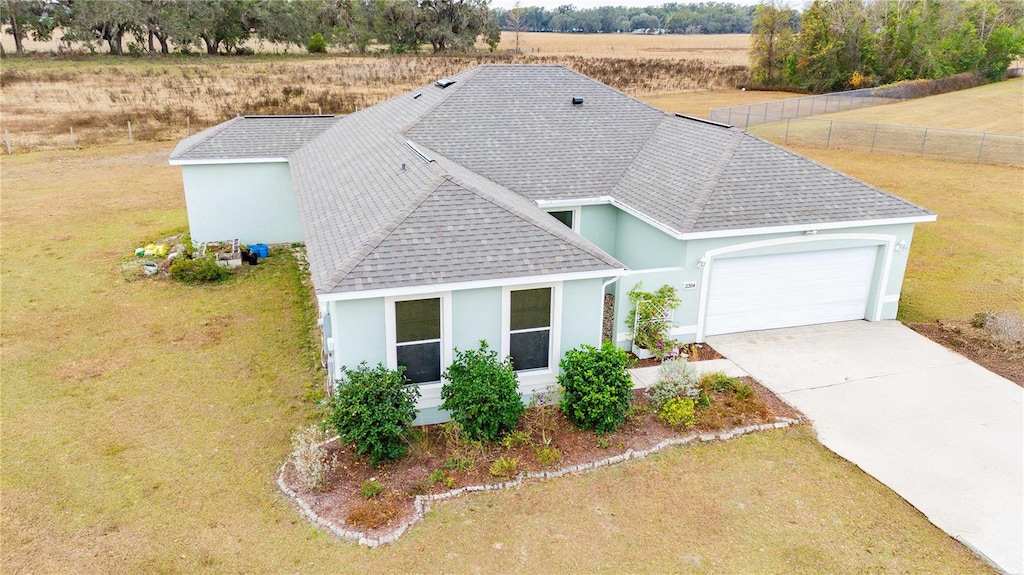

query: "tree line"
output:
494 3 755 35
751 0 1024 92
0 0 762 57
0 0 498 56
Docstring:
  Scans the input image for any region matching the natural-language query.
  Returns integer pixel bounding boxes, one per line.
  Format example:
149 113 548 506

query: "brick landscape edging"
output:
278 417 803 547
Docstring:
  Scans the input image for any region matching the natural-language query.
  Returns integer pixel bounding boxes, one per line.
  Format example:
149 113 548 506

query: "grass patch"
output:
0 142 996 572
813 78 1024 134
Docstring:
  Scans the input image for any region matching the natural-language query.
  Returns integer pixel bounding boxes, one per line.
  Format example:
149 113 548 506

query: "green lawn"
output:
0 142 994 573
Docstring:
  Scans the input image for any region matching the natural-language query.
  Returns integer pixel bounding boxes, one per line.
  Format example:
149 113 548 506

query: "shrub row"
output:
326 340 636 467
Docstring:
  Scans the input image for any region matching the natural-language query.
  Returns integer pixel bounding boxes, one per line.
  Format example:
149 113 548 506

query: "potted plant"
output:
626 282 682 360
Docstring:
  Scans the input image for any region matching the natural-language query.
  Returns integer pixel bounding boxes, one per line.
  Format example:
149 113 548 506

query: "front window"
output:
508 288 552 371
395 298 441 383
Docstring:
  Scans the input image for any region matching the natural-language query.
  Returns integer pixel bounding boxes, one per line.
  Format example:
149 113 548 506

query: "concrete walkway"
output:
708 321 1024 575
629 358 748 389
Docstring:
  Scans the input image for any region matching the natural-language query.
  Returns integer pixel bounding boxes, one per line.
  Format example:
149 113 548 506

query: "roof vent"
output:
435 78 456 89
413 92 422 99
571 97 584 106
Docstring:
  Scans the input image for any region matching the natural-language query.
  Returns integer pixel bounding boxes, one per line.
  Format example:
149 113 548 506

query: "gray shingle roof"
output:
170 115 338 161
171 64 934 296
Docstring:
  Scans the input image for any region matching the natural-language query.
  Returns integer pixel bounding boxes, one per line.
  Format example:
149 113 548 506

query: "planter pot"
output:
632 344 654 360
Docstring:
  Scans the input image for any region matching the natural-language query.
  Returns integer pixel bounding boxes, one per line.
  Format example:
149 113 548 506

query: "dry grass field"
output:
0 145 993 572
811 78 1024 134
0 52 747 153
493 31 751 64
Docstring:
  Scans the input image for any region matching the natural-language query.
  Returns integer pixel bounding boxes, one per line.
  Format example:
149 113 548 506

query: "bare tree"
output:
508 1 526 53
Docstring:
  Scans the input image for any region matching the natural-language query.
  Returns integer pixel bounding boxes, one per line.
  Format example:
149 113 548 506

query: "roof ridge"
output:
171 116 242 159
443 173 624 269
680 125 746 231
321 174 448 293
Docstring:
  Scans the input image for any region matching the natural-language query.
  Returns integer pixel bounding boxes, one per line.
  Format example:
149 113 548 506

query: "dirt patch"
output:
910 320 1023 386
281 383 803 543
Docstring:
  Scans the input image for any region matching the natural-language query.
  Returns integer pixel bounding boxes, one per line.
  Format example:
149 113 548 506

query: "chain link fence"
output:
750 118 1023 167
709 87 904 129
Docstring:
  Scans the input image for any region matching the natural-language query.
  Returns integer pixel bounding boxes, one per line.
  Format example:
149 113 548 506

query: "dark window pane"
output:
395 298 440 343
397 342 441 384
549 210 573 229
510 288 551 331
510 330 550 371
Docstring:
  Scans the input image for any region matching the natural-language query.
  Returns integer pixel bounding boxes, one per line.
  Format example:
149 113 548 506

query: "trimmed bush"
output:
558 342 634 434
169 255 230 284
645 358 700 410
328 362 420 467
659 397 697 427
441 341 523 442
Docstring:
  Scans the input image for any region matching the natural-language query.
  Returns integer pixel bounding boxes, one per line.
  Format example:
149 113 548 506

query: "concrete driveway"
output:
708 321 1024 574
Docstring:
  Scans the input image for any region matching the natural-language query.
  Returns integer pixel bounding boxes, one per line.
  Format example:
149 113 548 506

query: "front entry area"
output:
703 246 877 337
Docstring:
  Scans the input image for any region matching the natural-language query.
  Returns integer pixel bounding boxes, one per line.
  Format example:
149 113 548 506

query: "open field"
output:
3 30 750 64
0 53 747 153
493 31 750 64
0 142 994 573
641 88 794 120
812 78 1024 134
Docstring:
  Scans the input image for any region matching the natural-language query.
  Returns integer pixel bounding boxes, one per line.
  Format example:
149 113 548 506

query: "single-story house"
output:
170 64 935 424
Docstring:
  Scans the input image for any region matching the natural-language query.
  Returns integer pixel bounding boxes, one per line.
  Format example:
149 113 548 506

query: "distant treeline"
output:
751 0 1024 92
493 3 755 35
0 0 756 58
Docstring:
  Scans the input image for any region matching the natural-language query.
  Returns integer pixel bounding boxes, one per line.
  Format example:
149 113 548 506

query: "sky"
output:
488 0 793 11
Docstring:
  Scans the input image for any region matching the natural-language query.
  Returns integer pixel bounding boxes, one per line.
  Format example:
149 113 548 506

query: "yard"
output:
0 142 994 572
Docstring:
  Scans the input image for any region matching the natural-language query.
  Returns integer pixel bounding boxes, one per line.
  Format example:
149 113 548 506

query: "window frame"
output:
545 207 581 233
385 292 453 385
501 282 562 378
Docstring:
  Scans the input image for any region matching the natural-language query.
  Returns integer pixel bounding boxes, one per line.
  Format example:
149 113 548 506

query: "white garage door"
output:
704 246 877 336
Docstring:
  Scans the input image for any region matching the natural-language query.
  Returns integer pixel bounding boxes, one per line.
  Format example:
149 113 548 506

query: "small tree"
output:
507 1 526 52
328 362 419 466
441 341 523 442
307 31 327 53
558 342 634 434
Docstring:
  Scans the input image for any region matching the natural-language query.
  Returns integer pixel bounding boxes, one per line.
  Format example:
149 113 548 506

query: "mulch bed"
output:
281 376 803 541
910 320 1023 386
630 341 725 368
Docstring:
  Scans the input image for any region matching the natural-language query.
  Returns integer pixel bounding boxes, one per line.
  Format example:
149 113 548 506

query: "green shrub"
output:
701 371 740 393
500 430 531 449
440 341 523 442
489 456 521 479
328 362 420 467
659 397 697 427
645 358 700 410
429 468 455 487
558 342 634 435
307 32 327 53
360 479 383 499
535 445 562 468
169 255 230 284
734 383 753 401
444 456 474 472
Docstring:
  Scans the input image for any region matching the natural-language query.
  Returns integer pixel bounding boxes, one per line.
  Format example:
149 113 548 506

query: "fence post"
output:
763 101 769 125
870 122 878 152
70 127 76 149
795 97 801 118
128 121 133 144
826 120 833 148
187 116 191 136
976 132 986 163
824 95 830 113
727 107 733 126
919 128 929 157
785 118 791 144
3 129 11 155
